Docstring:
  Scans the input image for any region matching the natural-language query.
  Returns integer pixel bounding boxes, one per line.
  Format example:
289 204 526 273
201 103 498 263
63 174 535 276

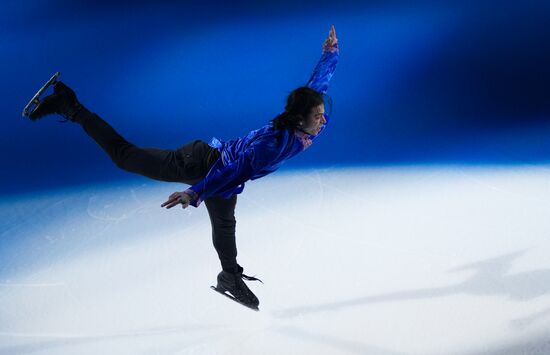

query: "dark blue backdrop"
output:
2 0 550 195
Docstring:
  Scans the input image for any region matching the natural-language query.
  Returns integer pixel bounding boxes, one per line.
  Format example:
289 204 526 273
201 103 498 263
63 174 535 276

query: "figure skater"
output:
23 25 339 310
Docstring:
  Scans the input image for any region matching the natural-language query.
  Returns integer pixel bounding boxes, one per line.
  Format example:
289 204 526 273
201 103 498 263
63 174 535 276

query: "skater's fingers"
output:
161 196 179 208
164 200 180 209
324 25 337 47
330 25 336 38
161 198 175 207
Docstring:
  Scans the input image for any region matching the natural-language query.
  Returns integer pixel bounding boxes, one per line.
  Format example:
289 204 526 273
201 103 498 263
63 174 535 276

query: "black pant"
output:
77 109 239 273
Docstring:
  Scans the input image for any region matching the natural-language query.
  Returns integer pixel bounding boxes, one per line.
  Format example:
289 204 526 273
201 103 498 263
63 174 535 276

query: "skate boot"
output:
22 72 83 122
211 266 262 311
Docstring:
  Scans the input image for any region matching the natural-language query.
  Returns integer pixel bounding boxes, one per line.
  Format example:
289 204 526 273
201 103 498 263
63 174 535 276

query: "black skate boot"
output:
22 72 83 122
211 266 263 311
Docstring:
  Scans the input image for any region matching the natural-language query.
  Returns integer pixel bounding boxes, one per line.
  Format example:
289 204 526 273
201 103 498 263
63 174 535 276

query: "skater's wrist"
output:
322 41 339 53
183 188 201 207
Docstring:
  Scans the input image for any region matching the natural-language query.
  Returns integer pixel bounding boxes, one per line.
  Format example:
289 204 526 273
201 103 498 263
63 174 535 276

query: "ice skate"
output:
211 267 262 311
22 72 83 122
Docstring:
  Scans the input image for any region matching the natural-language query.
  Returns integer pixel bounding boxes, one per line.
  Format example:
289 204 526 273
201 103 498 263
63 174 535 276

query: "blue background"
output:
1 0 550 195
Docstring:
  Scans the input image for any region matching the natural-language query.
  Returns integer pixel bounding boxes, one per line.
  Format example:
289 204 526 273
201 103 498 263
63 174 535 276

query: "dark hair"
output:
271 86 328 131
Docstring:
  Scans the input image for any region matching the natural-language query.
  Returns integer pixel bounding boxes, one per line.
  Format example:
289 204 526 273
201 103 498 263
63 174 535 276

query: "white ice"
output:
1 165 550 355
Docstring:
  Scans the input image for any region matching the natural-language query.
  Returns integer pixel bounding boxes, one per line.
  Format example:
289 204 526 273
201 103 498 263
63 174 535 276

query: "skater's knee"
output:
214 223 236 233
110 151 128 170
111 145 140 171
112 156 141 174
212 216 236 229
113 157 128 170
211 220 236 236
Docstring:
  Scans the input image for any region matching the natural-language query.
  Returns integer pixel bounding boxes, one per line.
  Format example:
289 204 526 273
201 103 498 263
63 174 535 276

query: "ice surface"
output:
1 166 550 355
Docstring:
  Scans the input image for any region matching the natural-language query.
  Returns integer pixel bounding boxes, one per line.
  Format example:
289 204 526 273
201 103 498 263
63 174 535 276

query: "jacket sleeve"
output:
305 43 339 139
305 42 339 95
183 141 278 207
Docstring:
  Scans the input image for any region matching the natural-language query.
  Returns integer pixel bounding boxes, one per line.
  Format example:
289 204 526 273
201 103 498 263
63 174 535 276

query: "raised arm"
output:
306 25 340 94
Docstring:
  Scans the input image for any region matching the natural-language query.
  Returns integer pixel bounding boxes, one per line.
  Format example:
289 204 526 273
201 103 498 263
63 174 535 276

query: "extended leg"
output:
76 109 184 182
23 75 208 184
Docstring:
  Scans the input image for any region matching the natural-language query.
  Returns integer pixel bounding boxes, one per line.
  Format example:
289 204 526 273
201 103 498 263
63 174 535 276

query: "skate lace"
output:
241 273 263 284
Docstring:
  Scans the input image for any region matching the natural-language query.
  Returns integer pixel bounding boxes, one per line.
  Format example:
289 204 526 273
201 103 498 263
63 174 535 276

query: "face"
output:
300 104 326 135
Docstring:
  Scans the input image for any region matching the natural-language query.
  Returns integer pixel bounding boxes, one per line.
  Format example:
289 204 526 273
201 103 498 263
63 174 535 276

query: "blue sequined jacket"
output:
184 43 339 207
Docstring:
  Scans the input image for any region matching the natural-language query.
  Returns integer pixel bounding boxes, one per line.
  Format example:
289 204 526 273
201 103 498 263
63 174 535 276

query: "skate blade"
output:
22 71 60 117
210 286 259 311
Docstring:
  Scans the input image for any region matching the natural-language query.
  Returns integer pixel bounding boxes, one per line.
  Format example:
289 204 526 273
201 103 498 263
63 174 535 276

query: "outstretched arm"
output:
306 25 340 94
162 140 280 209
161 153 255 210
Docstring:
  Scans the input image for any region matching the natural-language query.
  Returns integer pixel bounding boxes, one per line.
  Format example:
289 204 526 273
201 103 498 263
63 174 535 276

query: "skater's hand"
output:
161 191 191 209
322 25 338 52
